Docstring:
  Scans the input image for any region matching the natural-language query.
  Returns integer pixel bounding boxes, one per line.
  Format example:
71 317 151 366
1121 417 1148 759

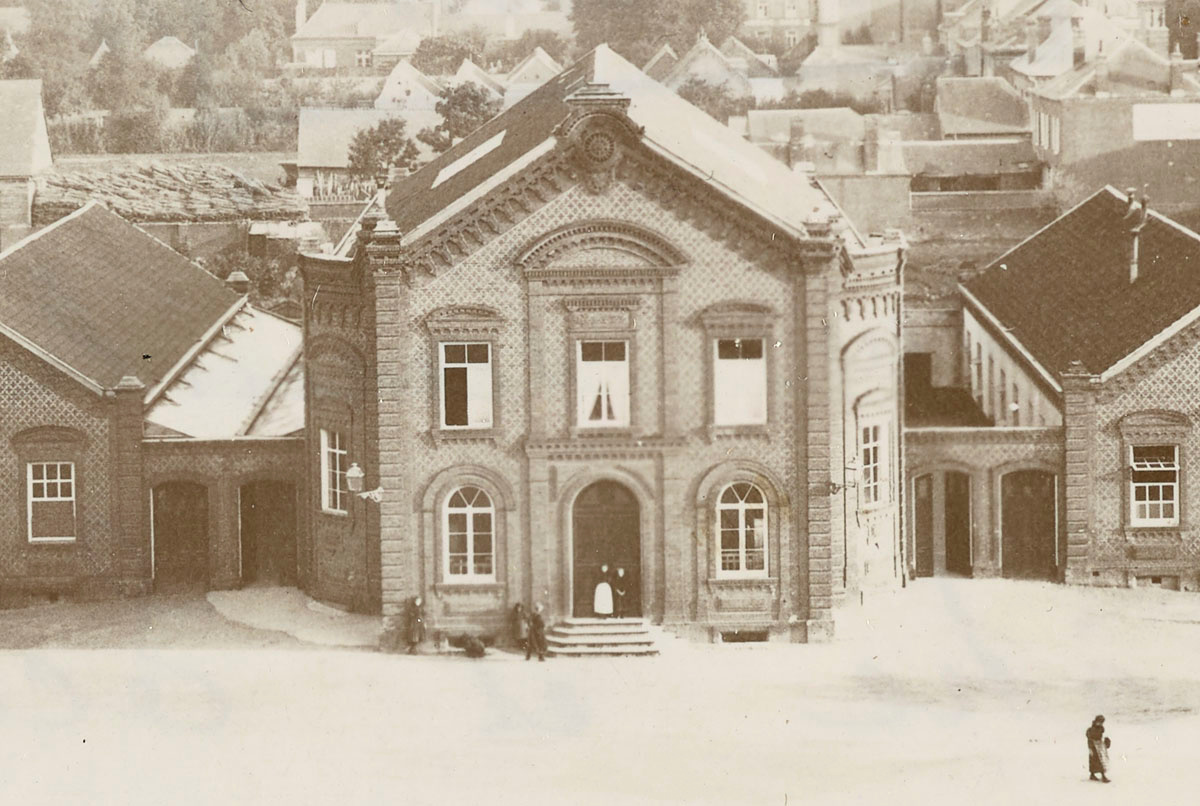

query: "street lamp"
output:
346 462 384 503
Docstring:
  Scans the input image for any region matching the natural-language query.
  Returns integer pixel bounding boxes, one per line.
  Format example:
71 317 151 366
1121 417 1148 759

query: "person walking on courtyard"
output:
1087 715 1111 783
511 602 529 654
526 602 547 661
613 567 629 618
405 595 426 655
593 563 613 618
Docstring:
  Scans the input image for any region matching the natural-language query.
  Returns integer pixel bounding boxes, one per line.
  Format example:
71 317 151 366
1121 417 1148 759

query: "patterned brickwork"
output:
0 334 116 585
1091 320 1200 570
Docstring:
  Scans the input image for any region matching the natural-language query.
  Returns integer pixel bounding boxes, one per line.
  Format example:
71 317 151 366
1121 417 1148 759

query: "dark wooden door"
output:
944 472 972 576
913 475 934 577
240 481 298 586
1001 470 1057 580
572 481 641 617
153 482 209 590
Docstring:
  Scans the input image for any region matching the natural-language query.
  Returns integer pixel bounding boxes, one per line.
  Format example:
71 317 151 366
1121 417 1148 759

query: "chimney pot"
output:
225 270 251 294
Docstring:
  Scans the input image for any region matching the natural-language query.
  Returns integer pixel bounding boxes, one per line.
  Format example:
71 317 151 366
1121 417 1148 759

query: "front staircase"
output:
545 617 659 657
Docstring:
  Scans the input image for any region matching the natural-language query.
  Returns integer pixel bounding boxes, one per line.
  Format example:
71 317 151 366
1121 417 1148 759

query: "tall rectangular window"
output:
1012 382 1021 425
1130 445 1179 526
786 29 799 46
320 428 348 514
440 342 493 429
973 342 983 404
758 2 769 17
577 341 630 428
987 355 995 416
861 424 885 506
714 338 767 426
355 50 371 67
27 462 76 542
999 369 1008 424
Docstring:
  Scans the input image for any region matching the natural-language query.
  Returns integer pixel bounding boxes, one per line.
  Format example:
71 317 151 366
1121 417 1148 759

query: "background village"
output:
3 0 1200 654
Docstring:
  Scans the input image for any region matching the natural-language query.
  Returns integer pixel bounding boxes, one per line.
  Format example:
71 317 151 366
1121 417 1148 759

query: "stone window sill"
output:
430 427 500 445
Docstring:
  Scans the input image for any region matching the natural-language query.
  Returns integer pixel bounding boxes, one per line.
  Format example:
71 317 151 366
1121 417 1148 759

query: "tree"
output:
434 82 502 143
571 0 744 65
411 31 487 75
347 118 421 179
675 77 751 123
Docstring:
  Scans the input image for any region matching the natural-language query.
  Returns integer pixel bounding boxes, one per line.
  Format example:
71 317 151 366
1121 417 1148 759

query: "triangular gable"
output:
507 46 563 86
643 43 678 81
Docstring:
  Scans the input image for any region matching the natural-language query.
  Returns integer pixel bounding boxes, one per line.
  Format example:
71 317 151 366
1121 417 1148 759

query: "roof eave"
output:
142 295 249 407
0 319 106 396
959 283 1064 394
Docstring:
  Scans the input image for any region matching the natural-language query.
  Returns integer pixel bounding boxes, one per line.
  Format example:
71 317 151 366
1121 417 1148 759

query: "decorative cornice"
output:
516 218 688 274
524 435 687 460
424 305 505 338
697 301 777 332
563 296 640 313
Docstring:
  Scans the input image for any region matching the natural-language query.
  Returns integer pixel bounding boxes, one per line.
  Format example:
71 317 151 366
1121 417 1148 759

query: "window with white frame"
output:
320 428 348 514
717 482 768 576
999 369 1008 425
440 342 493 429
786 29 799 46
973 342 983 404
577 340 629 428
444 486 495 580
713 337 767 426
355 50 371 67
27 462 76 542
860 424 886 506
1130 445 1179 526
1050 115 1061 155
1011 381 1021 425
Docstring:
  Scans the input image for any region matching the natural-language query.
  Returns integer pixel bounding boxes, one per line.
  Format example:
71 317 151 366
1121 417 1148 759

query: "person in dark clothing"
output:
526 602 547 661
613 567 629 618
511 602 529 654
405 595 426 655
1087 715 1111 783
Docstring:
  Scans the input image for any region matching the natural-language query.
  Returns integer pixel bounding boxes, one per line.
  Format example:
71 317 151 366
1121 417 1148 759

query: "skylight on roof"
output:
431 130 507 189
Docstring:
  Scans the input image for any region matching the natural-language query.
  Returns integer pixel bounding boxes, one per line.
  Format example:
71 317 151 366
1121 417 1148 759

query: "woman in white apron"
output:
593 563 613 618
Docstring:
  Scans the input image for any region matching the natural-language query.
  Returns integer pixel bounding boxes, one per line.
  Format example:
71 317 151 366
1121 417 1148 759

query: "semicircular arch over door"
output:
572 481 641 617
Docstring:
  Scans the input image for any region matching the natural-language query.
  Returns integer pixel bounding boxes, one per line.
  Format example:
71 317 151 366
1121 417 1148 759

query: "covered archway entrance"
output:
1001 470 1058 580
913 471 972 577
572 480 641 617
239 481 298 586
152 481 209 591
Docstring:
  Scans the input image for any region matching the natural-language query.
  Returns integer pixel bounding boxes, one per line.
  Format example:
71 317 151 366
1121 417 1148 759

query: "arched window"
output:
717 482 768 577
444 486 495 581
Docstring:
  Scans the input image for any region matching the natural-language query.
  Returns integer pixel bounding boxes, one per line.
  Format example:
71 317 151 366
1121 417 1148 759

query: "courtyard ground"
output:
2 578 1199 805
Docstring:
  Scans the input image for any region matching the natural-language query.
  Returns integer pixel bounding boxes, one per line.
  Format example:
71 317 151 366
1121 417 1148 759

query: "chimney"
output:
1094 53 1110 96
981 3 992 45
295 0 307 34
1125 188 1149 284
863 123 879 173
1025 18 1039 63
1170 44 1186 96
818 0 840 49
225 270 251 294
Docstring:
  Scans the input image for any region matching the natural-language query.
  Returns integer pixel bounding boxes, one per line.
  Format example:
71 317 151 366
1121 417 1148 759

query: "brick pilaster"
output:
113 376 149 593
1061 361 1098 583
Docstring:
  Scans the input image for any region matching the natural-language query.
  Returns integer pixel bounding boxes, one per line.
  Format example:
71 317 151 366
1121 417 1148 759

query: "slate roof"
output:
383 45 843 245
961 186 1200 378
0 79 51 177
903 138 1039 177
0 202 240 392
936 77 1029 137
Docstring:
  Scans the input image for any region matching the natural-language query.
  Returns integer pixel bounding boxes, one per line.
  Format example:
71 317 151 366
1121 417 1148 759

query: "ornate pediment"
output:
517 219 687 282
423 305 505 338
1119 409 1190 440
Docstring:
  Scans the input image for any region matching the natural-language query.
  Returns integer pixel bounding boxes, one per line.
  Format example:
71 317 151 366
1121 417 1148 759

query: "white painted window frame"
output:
1130 444 1179 527
438 341 494 430
716 482 769 578
443 486 496 582
576 340 630 429
27 461 77 543
860 423 887 507
713 337 768 426
320 428 348 515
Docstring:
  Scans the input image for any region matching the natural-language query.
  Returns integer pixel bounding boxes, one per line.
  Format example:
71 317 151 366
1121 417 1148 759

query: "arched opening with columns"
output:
571 480 642 617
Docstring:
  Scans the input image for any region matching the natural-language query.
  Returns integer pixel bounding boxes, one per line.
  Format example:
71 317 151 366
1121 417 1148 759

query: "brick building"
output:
904 186 1200 591
301 46 906 641
0 203 305 600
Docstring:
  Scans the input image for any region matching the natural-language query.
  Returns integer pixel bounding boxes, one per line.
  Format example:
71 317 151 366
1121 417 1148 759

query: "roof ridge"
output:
972 186 1118 275
0 200 98 264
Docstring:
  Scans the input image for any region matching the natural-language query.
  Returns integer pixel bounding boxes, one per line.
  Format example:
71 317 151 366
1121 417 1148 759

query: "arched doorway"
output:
1001 470 1057 580
912 471 972 577
239 481 298 586
572 480 641 617
152 481 209 591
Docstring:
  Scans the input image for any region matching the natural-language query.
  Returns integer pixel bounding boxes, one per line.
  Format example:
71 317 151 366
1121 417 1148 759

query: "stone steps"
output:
546 617 659 657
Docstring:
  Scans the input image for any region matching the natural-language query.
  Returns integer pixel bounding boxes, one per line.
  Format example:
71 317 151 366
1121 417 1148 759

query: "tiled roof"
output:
903 138 1039 176
294 2 431 40
0 203 240 392
0 79 51 177
384 45 842 245
962 187 1200 377
936 77 1029 137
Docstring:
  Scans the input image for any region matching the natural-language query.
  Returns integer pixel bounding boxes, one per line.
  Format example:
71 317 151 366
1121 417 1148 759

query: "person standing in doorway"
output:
1086 715 1111 783
593 563 613 618
406 595 426 655
511 602 529 654
613 567 629 618
526 602 547 661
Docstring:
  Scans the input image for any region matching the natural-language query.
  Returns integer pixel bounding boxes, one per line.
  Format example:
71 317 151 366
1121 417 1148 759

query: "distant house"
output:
661 34 755 98
934 76 1030 138
143 36 196 70
88 39 111 69
737 0 810 51
296 107 442 198
453 58 506 98
642 44 679 81
375 60 443 111
502 45 562 105
291 1 433 72
438 0 572 42
0 79 52 249
0 202 306 600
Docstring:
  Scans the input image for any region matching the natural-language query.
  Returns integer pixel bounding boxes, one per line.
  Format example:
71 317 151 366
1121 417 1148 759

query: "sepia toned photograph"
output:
1 0 1199 803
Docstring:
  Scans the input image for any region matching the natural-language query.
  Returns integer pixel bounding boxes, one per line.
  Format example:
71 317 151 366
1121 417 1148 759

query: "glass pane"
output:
31 500 75 539
581 342 603 361
443 344 466 364
721 551 741 570
32 482 44 499
443 368 469 426
720 509 739 530
32 464 44 480
449 533 468 554
449 490 468 507
474 532 492 553
1164 503 1176 518
448 513 468 533
743 485 764 504
473 512 492 534
748 513 765 548
474 556 493 575
605 342 626 361
721 527 741 551
466 343 489 364
717 339 740 359
1133 445 1175 463
449 556 468 575
741 339 763 359
60 464 72 480
746 550 765 571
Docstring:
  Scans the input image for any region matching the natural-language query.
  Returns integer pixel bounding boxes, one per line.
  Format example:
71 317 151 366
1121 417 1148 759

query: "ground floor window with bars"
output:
28 461 76 542
717 482 767 576
1130 445 1179 526
444 486 495 581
